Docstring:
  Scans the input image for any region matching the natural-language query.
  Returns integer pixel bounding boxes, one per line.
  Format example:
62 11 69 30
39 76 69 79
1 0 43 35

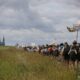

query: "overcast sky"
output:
0 0 80 45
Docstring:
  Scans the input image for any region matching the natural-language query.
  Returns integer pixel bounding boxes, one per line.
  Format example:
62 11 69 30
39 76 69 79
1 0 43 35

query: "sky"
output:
0 0 80 45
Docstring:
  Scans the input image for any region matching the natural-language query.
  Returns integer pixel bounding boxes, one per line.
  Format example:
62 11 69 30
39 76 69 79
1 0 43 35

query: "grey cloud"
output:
66 0 80 7
0 0 80 45
0 0 56 33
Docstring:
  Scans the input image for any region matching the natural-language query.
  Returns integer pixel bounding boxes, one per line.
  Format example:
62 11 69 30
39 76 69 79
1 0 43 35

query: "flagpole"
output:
76 30 78 42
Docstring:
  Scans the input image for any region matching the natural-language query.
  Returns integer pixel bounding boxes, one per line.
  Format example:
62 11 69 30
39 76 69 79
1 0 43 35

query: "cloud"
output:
0 0 57 33
0 28 54 45
0 0 80 45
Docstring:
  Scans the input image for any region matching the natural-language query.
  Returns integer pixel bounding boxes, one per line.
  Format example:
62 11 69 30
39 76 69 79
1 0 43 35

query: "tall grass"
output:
0 46 76 80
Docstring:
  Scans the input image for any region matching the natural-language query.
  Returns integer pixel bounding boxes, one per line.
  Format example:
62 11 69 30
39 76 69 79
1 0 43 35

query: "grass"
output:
0 46 76 80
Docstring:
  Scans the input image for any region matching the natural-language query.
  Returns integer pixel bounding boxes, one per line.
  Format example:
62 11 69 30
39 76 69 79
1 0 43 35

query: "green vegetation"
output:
0 46 76 80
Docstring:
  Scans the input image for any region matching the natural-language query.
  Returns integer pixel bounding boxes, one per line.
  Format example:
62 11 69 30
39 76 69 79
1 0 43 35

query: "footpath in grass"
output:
0 46 76 80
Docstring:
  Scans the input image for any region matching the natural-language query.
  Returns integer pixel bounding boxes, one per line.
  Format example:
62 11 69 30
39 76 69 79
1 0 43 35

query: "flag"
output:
67 27 76 32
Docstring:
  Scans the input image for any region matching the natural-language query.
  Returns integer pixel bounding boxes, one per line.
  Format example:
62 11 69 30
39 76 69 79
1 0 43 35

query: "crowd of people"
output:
23 40 80 68
39 41 80 68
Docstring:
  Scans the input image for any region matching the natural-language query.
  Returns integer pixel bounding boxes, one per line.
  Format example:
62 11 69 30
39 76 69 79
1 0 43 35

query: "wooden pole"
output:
76 30 78 42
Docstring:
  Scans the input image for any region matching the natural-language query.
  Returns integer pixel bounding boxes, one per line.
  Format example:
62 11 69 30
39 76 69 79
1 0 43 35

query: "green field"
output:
0 46 76 80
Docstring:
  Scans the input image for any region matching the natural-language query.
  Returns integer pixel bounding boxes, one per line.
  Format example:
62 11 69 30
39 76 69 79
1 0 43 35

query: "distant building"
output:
0 37 5 46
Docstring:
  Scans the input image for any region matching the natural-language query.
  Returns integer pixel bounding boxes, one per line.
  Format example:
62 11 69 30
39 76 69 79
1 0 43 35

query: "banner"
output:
67 27 76 32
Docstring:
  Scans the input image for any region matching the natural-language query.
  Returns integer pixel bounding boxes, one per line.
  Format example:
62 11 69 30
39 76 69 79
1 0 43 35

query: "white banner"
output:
67 27 76 32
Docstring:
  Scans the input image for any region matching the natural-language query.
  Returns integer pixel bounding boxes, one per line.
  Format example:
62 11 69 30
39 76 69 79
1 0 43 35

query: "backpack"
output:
68 46 78 55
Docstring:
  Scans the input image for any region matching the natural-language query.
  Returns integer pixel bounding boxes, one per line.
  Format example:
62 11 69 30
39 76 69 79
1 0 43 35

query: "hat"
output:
73 40 77 44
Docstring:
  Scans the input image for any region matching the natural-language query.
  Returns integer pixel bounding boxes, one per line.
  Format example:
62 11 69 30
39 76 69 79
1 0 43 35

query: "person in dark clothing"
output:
69 47 77 62
62 42 70 65
69 41 79 68
76 43 80 64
